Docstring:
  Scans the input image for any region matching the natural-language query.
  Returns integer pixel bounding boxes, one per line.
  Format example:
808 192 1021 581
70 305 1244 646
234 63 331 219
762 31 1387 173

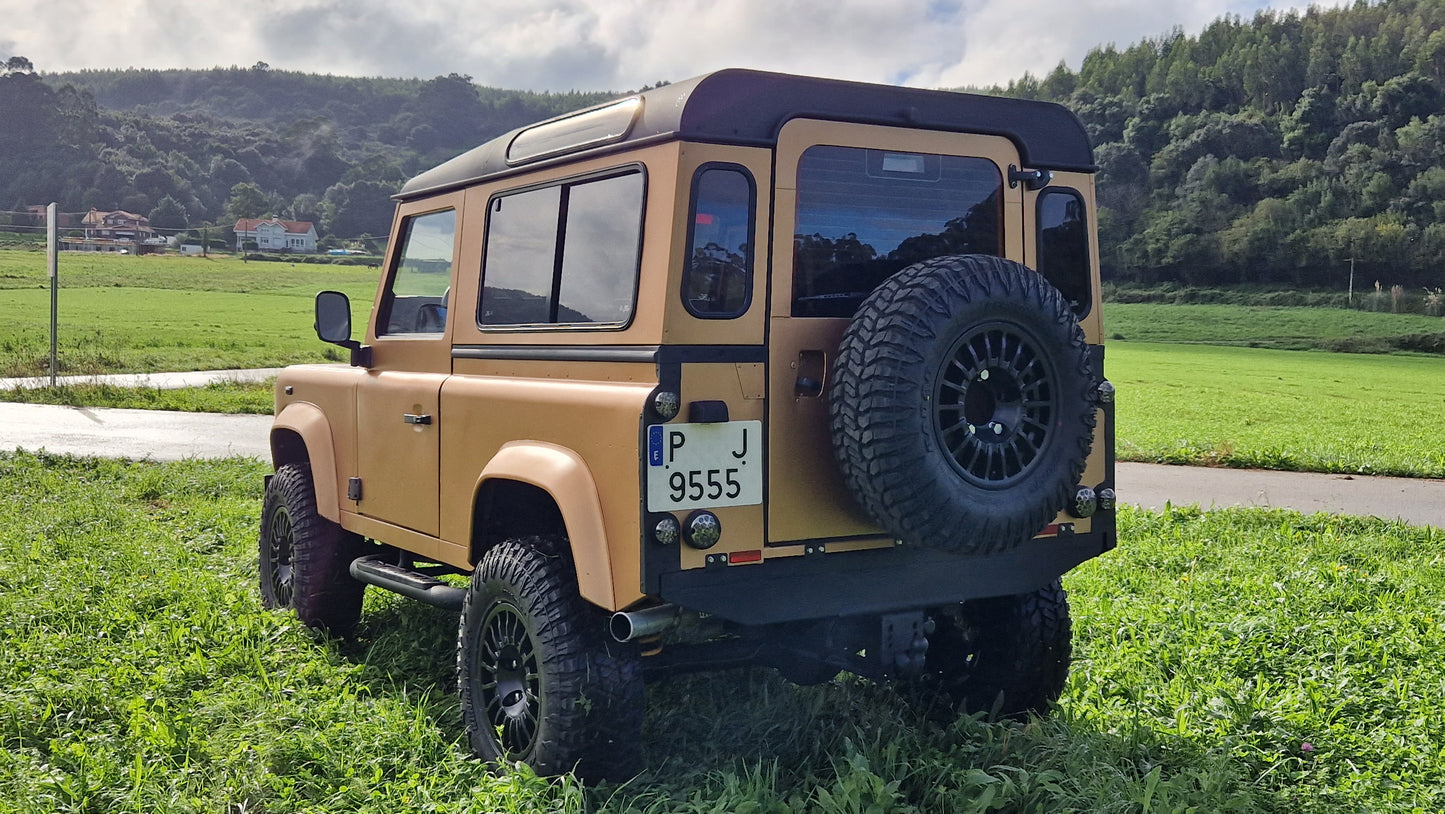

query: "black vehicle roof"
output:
397 68 1094 201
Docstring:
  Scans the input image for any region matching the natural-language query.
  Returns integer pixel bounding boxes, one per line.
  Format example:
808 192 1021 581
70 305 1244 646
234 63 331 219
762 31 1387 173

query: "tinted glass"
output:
1037 189 1091 315
683 166 754 318
792 146 1001 317
380 209 455 335
480 171 644 327
480 186 561 325
557 173 644 323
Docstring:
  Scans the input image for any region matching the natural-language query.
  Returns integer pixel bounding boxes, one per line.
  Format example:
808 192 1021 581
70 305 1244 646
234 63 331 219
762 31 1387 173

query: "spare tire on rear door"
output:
829 254 1096 555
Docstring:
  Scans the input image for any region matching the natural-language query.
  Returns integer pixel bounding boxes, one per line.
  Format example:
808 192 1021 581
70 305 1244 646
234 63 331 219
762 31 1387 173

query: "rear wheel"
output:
258 463 366 635
921 579 1072 717
456 536 642 781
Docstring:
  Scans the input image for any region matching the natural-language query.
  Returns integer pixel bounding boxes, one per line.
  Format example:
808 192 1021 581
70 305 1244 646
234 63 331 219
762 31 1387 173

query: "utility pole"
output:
47 202 58 386
1346 257 1355 306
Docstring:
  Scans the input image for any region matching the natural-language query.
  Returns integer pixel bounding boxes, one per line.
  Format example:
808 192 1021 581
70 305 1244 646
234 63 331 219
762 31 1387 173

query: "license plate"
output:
646 421 762 511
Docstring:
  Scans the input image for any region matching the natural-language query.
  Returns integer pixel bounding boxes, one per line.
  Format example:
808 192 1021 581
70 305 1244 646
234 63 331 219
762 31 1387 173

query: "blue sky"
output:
3 0 1353 91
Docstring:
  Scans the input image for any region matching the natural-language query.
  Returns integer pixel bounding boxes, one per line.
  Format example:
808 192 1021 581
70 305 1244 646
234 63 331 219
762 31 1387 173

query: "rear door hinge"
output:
347 477 363 501
1008 164 1053 190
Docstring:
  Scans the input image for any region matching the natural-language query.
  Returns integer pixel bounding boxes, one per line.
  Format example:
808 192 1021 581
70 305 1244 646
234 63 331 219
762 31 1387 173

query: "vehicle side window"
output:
379 209 456 335
682 165 754 318
480 170 644 327
479 186 559 325
1036 188 1091 316
792 146 1001 317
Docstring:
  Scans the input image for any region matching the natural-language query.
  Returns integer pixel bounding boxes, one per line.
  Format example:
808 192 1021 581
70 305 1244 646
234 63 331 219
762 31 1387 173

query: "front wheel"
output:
456 536 642 781
920 579 1072 717
258 463 366 635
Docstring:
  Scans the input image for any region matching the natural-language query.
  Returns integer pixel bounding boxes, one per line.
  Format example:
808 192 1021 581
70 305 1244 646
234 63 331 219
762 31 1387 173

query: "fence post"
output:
48 202 58 386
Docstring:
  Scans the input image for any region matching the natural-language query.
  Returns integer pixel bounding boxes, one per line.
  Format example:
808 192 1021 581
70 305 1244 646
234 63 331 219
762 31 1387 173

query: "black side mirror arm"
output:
344 341 372 368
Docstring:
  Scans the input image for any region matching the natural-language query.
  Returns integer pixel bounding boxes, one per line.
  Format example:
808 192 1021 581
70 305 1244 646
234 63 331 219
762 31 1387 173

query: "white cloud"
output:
3 0 1355 92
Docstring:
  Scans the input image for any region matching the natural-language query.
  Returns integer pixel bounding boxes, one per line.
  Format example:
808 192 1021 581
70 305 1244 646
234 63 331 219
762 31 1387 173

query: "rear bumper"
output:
658 522 1113 625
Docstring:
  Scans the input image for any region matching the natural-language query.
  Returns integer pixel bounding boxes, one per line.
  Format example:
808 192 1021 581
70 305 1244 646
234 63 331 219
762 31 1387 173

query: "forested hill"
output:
3 0 1443 289
988 0 1444 289
46 66 609 143
0 63 613 245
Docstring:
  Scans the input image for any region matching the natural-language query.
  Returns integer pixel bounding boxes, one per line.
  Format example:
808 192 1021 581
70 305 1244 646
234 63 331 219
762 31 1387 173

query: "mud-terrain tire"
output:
457 536 643 782
829 254 1096 554
259 463 367 635
922 579 1072 717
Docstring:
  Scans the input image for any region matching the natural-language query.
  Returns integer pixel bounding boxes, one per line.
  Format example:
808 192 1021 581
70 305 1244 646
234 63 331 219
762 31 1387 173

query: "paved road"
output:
1116 462 1445 527
1 401 1441 527
0 402 271 461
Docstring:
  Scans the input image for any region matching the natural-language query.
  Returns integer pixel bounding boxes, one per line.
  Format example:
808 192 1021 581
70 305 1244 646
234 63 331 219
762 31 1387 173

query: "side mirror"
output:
314 291 371 367
315 290 352 343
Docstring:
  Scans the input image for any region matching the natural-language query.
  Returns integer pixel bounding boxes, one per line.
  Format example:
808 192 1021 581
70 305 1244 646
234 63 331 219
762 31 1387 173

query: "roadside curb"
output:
0 368 285 391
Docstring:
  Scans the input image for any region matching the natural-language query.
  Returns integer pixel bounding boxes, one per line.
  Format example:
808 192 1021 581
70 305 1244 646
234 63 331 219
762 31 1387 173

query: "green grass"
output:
4 248 1445 479
0 380 275 414
0 250 376 376
0 249 380 294
1110 342 1445 477
1107 302 1445 349
2 453 1442 812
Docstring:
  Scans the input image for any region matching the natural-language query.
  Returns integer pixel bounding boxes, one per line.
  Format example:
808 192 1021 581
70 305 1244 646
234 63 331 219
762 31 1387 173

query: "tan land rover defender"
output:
260 69 1116 781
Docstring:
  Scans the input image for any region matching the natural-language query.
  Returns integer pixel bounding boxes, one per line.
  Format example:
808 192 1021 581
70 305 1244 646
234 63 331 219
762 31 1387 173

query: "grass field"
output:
0 452 1440 812
0 251 376 376
4 249 1442 377
7 343 1441 479
0 380 276 414
1107 302 1445 349
1107 301 1443 343
1110 342 1445 477
3 248 1445 477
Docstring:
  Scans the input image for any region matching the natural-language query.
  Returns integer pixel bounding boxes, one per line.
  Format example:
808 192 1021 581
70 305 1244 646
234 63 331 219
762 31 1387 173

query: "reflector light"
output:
1038 524 1060 537
729 549 762 564
684 510 722 549
652 515 680 546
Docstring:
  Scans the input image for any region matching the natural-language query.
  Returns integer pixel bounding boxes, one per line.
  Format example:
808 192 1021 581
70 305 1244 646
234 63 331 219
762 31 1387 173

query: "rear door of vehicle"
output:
1024 174 1109 527
766 120 1026 545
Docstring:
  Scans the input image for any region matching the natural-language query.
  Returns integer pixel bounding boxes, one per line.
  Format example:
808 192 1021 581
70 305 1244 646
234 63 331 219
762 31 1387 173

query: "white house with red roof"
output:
234 218 318 253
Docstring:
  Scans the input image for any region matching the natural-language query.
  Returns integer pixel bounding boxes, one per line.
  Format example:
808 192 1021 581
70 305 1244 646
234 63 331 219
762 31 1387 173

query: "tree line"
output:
0 58 610 246
990 0 1444 290
2 0 1442 289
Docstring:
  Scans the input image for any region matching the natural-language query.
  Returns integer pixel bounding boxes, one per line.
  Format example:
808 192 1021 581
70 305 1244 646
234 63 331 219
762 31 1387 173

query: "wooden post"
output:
47 202 58 386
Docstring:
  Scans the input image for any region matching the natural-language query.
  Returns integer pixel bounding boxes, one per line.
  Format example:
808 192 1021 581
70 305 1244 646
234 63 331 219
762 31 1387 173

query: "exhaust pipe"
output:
610 604 680 642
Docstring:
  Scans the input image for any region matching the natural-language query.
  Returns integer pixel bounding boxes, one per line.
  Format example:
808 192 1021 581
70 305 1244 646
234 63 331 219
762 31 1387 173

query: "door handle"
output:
403 413 432 425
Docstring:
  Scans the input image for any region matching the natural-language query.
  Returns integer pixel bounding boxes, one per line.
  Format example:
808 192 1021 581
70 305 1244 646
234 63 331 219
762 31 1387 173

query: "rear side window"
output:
1036 188 1091 316
378 208 456 335
480 170 644 327
682 165 755 318
792 146 1001 317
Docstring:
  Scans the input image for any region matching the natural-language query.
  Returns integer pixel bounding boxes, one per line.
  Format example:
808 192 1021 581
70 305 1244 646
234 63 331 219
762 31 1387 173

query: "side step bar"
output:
350 555 466 611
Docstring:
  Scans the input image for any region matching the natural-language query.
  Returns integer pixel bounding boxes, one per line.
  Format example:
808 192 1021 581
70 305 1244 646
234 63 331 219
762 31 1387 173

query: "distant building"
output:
234 218 318 253
26 205 76 228
82 209 154 242
60 209 155 253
